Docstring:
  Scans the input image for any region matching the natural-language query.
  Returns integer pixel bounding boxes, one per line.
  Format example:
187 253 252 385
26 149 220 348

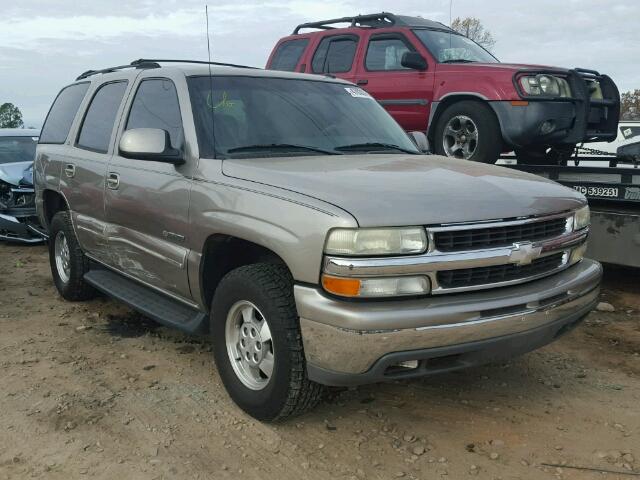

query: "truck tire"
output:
211 263 324 421
48 211 96 301
434 100 502 163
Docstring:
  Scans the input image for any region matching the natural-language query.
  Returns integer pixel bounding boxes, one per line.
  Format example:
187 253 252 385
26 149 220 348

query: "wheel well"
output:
200 235 287 309
428 95 495 141
42 190 69 228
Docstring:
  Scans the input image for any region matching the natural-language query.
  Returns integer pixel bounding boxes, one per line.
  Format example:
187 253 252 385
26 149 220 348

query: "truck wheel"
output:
211 263 324 421
48 211 96 301
434 100 502 163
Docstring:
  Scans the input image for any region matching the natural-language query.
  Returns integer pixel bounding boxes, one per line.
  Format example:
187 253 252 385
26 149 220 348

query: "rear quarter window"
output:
270 39 309 71
39 83 90 144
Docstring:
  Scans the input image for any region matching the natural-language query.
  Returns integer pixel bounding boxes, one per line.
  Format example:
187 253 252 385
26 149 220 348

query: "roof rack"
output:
76 58 258 81
292 12 451 34
293 12 397 34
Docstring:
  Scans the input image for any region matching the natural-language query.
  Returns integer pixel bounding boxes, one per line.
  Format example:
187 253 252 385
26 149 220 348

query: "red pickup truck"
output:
266 12 620 164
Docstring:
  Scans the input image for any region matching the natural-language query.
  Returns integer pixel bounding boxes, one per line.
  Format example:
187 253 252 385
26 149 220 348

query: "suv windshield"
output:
0 136 38 164
187 76 419 158
413 29 498 64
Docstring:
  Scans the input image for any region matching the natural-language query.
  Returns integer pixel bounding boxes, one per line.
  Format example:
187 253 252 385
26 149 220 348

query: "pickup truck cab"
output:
267 12 620 164
36 60 601 421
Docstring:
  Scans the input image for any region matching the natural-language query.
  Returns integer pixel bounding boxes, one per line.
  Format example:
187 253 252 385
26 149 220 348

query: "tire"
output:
211 263 324 421
515 145 575 165
433 100 502 163
48 211 96 301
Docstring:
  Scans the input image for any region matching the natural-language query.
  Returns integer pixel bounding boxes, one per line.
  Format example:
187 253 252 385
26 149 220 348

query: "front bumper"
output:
296 259 601 386
0 209 46 244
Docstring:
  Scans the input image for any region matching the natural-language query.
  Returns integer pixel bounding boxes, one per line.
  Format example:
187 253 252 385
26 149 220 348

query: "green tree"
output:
620 89 640 120
450 17 496 52
0 103 24 128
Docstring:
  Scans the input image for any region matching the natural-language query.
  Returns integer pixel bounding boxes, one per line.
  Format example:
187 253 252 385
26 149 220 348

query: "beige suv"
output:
35 59 601 421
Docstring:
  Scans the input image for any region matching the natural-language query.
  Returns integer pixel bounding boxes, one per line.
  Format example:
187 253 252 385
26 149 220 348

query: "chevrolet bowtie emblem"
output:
509 242 542 266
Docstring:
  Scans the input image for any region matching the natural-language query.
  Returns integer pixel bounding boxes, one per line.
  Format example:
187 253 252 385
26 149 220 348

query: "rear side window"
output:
126 79 183 149
77 81 128 153
366 37 412 71
270 39 309 71
39 83 90 144
312 36 358 73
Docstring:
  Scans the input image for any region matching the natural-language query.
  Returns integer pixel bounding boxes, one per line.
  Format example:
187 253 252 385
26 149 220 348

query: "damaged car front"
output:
0 129 45 243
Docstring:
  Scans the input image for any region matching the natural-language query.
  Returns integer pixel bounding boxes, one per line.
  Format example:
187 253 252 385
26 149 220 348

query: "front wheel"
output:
211 263 324 421
433 100 503 163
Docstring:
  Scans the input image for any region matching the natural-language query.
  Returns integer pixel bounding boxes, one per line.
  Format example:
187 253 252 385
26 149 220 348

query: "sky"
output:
1 0 637 128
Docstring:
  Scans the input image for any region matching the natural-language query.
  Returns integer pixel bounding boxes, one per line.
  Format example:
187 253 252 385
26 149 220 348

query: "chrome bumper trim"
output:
297 259 602 374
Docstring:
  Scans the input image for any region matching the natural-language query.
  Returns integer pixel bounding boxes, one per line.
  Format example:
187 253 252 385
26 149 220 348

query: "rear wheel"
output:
434 100 502 163
48 211 96 301
211 263 324 421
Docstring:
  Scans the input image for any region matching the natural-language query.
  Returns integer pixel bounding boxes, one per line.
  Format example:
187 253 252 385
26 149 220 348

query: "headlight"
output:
518 74 571 98
322 274 431 298
324 227 428 256
574 205 590 230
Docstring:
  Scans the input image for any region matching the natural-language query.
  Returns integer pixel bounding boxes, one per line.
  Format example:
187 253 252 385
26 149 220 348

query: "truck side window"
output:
365 37 412 71
126 79 183 149
270 39 309 71
77 81 128 153
39 83 90 144
312 36 358 74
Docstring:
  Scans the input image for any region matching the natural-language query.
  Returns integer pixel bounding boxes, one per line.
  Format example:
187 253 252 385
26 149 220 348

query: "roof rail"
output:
76 58 259 81
293 12 397 34
76 60 160 81
131 59 259 70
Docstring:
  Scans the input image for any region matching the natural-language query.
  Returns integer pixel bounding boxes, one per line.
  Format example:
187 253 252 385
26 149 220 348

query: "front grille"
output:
437 253 565 289
434 217 567 252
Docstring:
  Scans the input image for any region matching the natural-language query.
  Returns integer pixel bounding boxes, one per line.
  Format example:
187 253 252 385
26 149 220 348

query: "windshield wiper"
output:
440 59 477 64
226 143 340 156
335 142 417 154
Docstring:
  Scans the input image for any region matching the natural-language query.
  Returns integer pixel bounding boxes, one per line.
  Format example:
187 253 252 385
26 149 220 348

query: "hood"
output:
0 161 33 186
437 62 569 73
222 154 586 227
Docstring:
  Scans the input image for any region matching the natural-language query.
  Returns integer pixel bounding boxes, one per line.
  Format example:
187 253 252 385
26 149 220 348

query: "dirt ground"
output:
0 243 639 480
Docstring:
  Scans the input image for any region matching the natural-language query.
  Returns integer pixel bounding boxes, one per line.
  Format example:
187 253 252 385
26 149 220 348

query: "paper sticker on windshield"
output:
344 87 372 99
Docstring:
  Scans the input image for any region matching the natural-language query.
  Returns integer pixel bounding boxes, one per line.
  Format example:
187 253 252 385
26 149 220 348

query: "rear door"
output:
104 70 193 300
57 77 131 262
355 31 434 131
309 34 360 83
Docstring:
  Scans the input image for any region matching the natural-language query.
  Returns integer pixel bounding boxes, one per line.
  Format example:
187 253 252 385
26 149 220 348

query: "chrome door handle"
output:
64 164 76 178
106 173 120 190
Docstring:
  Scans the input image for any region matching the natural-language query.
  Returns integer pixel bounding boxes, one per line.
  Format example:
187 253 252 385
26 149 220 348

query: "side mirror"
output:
408 131 430 153
617 141 640 161
119 128 184 164
401 52 428 71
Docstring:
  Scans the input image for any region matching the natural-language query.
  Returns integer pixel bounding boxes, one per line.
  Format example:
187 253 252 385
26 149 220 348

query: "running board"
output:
84 269 208 334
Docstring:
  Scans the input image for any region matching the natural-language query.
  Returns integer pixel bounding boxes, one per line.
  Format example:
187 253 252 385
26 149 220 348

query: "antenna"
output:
205 5 217 157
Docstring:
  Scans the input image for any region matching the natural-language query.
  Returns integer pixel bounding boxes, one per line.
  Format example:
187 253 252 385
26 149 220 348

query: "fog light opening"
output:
540 120 556 135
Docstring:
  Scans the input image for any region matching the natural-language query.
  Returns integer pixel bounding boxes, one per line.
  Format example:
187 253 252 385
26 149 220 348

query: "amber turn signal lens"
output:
321 275 361 297
510 100 529 106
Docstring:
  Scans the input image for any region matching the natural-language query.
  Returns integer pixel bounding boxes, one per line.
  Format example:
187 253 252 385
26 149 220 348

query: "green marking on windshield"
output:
207 91 235 110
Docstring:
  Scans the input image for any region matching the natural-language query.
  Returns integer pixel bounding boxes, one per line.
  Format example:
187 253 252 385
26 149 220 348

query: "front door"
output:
355 31 434 132
104 73 193 300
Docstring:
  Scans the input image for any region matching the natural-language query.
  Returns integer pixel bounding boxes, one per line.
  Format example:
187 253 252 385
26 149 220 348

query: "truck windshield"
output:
0 136 38 164
413 29 498 64
187 76 419 158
